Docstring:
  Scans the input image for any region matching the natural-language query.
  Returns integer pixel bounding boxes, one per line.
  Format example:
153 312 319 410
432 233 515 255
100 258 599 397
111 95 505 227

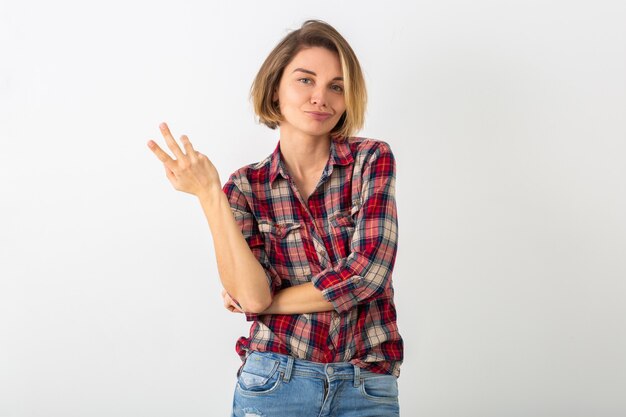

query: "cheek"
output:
278 83 305 102
279 84 306 104
330 92 346 107
332 97 347 115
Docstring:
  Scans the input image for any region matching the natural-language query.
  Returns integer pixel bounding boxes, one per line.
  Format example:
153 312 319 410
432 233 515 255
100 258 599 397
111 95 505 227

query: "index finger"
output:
147 139 176 170
159 122 186 160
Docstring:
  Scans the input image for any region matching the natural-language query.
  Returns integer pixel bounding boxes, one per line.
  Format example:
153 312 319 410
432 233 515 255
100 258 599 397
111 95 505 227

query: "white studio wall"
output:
1 1 625 416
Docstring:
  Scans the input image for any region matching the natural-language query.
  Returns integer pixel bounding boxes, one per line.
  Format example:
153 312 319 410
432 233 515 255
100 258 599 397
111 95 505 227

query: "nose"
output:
310 86 328 107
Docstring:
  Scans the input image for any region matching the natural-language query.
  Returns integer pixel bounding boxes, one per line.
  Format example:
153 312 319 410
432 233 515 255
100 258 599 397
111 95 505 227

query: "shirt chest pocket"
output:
257 220 312 284
329 208 357 259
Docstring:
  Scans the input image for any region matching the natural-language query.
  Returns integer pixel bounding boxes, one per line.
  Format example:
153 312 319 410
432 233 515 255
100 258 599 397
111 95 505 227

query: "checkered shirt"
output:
222 136 403 376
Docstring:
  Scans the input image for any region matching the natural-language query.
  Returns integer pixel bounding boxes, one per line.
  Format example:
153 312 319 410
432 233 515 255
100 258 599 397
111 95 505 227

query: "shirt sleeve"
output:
311 142 399 314
222 172 282 321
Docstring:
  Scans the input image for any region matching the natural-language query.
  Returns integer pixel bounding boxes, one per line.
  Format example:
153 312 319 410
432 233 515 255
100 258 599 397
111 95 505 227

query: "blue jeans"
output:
231 351 400 417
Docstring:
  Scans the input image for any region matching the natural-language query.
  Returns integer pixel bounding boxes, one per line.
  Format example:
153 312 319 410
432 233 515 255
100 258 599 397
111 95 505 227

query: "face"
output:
273 46 346 140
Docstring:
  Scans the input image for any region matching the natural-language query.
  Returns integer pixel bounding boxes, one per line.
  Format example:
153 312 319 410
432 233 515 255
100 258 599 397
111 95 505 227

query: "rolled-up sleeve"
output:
222 173 282 321
311 142 398 314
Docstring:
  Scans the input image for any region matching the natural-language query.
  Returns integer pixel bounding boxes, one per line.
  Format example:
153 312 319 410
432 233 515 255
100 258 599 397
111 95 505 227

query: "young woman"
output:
148 20 403 417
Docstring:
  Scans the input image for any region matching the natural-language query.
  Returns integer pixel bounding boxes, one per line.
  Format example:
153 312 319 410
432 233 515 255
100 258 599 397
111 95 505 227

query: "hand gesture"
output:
147 122 221 198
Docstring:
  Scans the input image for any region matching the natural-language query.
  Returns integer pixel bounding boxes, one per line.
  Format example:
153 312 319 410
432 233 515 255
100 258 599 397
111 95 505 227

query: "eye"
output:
330 84 344 93
298 78 313 85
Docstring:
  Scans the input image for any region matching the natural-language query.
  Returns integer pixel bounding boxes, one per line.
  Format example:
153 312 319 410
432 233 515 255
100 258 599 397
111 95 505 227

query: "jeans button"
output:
327 366 334 375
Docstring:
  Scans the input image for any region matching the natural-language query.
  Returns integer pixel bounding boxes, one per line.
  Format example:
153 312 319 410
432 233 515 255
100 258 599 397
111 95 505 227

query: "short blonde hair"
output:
250 20 367 139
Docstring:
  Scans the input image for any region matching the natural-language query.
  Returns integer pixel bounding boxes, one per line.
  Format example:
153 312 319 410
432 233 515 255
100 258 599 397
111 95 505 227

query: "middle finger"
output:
159 122 186 160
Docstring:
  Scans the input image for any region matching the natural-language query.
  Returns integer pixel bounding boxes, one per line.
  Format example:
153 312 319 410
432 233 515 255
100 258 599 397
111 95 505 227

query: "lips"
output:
305 111 332 121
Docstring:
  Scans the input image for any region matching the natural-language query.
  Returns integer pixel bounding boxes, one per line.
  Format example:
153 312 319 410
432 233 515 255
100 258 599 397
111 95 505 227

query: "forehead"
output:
286 46 343 76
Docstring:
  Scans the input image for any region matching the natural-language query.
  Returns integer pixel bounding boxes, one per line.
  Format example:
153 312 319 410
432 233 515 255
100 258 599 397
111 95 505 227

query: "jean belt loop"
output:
283 355 294 382
353 364 361 387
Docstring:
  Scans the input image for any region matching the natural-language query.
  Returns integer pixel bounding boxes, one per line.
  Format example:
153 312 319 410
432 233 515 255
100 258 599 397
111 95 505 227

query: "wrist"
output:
197 184 224 204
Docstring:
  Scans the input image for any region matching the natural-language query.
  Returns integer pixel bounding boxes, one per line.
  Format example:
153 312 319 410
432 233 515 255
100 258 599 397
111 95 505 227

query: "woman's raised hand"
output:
147 122 221 198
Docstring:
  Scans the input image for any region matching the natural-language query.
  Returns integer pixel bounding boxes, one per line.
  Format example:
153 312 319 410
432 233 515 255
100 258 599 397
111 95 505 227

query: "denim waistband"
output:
244 350 362 387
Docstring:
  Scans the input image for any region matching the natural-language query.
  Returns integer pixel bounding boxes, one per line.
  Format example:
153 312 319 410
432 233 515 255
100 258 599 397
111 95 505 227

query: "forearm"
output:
197 186 271 313
260 282 334 315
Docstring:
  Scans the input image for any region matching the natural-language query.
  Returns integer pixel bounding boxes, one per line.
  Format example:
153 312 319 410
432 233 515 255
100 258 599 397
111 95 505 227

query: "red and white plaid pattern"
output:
222 136 403 376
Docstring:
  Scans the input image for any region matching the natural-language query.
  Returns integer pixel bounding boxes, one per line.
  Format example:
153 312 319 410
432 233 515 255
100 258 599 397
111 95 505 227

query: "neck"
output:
278 130 331 178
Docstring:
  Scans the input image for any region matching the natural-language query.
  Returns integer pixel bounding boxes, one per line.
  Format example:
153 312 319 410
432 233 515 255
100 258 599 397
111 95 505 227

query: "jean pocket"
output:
236 352 282 395
359 372 399 403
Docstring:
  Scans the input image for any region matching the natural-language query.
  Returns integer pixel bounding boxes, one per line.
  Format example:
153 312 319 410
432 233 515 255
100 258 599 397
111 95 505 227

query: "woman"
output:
148 20 403 417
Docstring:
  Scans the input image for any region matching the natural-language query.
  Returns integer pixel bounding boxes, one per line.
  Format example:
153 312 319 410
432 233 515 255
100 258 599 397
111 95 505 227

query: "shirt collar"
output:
269 137 354 186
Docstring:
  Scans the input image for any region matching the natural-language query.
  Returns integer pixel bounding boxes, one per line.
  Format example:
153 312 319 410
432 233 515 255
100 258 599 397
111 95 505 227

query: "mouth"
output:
305 111 333 121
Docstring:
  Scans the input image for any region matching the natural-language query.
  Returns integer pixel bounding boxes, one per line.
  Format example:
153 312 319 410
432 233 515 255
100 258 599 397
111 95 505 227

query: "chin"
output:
307 130 334 138
305 123 336 137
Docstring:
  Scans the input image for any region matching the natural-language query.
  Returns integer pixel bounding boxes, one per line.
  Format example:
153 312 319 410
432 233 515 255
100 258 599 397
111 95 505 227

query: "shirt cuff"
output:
312 265 365 313
244 312 259 322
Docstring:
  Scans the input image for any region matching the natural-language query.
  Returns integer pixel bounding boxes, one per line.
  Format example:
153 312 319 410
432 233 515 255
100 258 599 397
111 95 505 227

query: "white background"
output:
1 0 625 416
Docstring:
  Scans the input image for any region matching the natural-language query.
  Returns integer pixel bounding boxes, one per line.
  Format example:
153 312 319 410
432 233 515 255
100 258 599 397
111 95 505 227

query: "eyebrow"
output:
292 68 343 81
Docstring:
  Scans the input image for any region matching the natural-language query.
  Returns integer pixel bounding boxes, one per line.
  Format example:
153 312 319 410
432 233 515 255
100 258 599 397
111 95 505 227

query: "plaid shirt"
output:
222 136 403 377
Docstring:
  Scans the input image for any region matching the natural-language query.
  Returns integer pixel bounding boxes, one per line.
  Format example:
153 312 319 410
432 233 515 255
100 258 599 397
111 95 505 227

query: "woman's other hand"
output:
147 122 221 198
222 288 244 313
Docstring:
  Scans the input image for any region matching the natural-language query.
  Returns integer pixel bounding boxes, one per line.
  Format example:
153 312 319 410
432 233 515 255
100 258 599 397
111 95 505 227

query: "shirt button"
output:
327 366 334 375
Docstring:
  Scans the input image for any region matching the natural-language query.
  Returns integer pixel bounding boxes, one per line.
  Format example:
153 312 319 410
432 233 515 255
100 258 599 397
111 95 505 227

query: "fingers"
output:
148 123 200 171
180 135 197 163
147 140 178 171
159 122 186 160
222 289 244 314
224 298 242 313
164 164 176 182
